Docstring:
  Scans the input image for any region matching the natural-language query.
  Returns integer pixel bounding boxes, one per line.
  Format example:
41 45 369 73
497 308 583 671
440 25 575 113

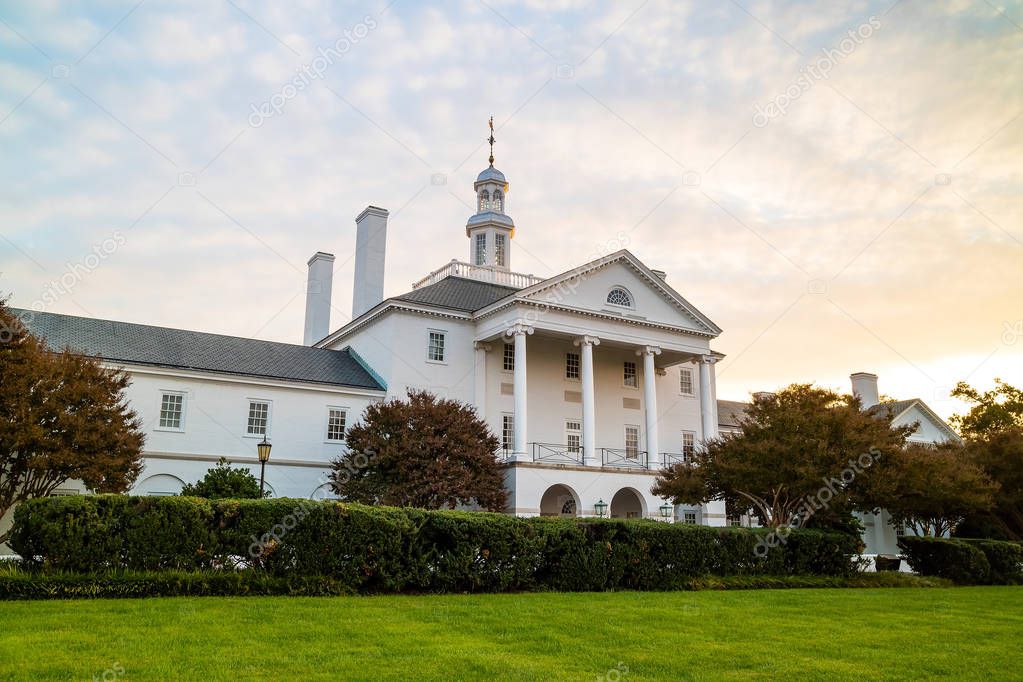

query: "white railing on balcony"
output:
412 260 545 290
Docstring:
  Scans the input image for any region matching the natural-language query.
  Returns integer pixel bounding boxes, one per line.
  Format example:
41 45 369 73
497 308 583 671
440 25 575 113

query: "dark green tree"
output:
180 458 266 499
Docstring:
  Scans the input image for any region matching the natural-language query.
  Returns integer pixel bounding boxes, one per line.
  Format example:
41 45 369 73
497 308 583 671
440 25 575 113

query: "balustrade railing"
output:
412 260 544 290
531 442 584 465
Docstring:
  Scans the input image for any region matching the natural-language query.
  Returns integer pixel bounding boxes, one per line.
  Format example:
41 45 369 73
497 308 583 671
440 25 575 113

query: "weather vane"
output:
488 115 495 166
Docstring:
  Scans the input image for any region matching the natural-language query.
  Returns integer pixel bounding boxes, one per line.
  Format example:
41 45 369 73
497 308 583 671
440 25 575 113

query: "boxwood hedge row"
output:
898 536 1023 585
11 495 860 593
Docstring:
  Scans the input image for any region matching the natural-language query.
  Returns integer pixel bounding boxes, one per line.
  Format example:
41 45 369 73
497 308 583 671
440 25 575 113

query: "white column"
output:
699 355 719 443
506 323 533 461
638 346 662 469
574 336 600 466
473 342 490 416
698 354 726 526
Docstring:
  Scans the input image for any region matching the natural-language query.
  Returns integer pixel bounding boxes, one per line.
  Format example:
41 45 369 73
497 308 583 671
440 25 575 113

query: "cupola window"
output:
492 190 503 212
478 190 490 212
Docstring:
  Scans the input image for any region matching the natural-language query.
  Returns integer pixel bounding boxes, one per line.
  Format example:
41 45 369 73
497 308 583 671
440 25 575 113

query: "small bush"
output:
898 537 992 584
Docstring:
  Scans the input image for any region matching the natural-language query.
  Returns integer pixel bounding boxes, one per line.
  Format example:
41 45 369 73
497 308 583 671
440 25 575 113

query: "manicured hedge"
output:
0 566 947 600
899 536 1023 584
11 495 862 594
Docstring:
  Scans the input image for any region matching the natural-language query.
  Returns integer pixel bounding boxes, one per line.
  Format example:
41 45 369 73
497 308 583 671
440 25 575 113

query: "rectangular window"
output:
503 343 515 371
326 408 347 442
565 352 580 380
681 431 696 460
566 419 581 453
728 512 742 527
683 511 697 525
474 234 486 265
894 521 906 537
679 367 694 395
502 414 515 451
623 361 637 388
495 234 506 267
158 392 184 430
625 425 640 459
428 331 446 362
247 400 270 436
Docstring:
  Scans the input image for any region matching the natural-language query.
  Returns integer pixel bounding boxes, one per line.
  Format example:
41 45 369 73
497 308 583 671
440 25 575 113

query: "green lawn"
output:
1 588 1020 681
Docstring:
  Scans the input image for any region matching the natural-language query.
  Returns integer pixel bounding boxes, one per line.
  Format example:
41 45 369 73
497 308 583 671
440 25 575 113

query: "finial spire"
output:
487 115 495 166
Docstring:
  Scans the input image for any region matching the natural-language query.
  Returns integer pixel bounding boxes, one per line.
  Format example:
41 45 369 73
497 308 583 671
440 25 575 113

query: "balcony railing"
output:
412 260 545 290
531 442 584 465
601 448 649 469
661 452 693 467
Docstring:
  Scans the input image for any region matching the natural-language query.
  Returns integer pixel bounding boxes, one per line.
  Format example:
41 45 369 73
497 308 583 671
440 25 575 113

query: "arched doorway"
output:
610 488 645 519
539 484 579 517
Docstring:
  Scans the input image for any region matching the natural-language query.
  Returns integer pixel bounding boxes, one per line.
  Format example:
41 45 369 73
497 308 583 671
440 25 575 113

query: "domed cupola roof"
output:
476 165 506 185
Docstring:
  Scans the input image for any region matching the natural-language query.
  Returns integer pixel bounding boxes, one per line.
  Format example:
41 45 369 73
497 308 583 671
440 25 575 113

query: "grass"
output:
1 587 1021 681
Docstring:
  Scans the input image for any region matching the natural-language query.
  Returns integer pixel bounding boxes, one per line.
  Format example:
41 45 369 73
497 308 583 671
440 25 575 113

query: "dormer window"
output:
606 287 633 308
492 190 503 212
478 190 490 212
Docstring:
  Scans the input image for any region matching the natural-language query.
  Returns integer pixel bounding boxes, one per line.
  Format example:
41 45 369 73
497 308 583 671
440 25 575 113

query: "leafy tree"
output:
0 301 144 544
331 390 507 511
950 379 1023 438
180 457 266 499
954 427 1023 540
948 380 1023 541
652 384 912 529
875 442 996 537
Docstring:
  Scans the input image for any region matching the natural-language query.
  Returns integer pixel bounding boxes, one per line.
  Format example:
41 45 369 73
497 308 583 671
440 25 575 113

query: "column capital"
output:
573 335 601 347
505 322 534 337
698 354 718 365
636 345 662 357
474 341 492 352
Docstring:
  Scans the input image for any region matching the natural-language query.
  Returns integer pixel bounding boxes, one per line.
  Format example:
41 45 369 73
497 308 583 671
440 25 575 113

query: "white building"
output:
6 151 729 536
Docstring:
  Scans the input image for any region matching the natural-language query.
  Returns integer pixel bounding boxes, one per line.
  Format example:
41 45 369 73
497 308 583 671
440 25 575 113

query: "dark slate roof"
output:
13 308 384 390
868 399 918 420
717 399 749 428
390 276 520 312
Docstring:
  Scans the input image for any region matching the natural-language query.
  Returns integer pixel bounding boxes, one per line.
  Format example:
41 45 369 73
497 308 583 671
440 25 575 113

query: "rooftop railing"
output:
412 260 545 290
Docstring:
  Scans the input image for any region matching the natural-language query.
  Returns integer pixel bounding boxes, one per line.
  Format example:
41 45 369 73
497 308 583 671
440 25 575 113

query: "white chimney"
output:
303 251 335 345
352 206 389 318
850 372 879 409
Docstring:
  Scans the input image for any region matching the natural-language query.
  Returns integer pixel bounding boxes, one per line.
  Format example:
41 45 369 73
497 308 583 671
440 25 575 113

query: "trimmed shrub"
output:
959 539 1023 584
898 537 992 584
11 495 861 593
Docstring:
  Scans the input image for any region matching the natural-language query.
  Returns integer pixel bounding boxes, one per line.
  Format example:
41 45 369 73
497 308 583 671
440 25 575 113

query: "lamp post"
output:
256 435 272 497
594 499 608 518
659 502 673 521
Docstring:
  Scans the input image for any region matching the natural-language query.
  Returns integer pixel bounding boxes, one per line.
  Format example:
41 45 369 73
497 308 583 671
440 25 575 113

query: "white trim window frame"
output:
624 424 640 459
494 233 507 267
681 430 696 460
426 329 447 364
474 233 487 266
605 286 634 309
501 413 515 452
502 342 515 372
325 406 349 443
623 361 638 388
679 367 694 396
245 399 272 438
565 352 580 381
156 391 186 432
565 418 582 453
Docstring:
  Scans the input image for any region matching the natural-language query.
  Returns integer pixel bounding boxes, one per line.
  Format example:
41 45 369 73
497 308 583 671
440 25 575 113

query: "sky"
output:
0 0 1021 420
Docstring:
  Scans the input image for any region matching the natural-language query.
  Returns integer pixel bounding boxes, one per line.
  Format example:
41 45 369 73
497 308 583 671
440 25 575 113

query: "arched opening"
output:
310 483 337 501
478 189 490 212
134 473 185 496
606 286 634 308
610 488 645 519
492 190 503 212
539 484 579 517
